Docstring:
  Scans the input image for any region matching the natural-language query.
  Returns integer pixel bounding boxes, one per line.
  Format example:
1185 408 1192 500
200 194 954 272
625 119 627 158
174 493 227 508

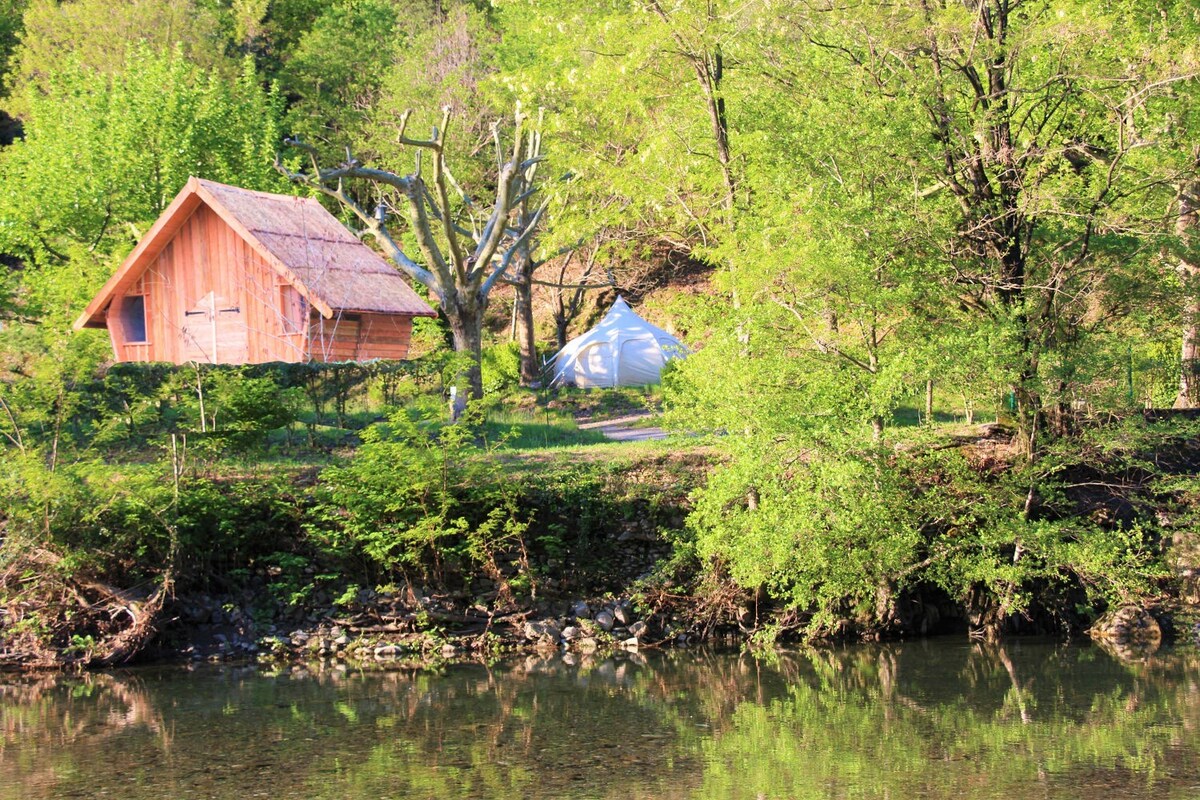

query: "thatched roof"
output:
75 177 436 330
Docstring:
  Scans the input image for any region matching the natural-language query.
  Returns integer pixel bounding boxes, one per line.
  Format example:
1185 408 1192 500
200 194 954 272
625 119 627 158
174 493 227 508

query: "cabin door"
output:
182 292 248 363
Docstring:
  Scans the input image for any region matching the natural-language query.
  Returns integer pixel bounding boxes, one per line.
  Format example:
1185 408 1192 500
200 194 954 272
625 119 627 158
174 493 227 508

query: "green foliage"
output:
0 46 285 317
363 3 498 177
0 0 25 86
2 0 1198 650
8 0 229 104
0 307 112 454
0 356 447 458
261 551 315 606
279 0 401 148
62 633 96 657
0 438 309 590
479 341 521 395
306 401 694 591
313 404 514 577
690 444 918 628
208 372 303 450
688 419 1183 638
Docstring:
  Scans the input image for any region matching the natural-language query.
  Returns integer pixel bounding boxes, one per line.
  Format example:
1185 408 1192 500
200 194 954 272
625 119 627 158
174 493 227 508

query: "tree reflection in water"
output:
2 642 1198 799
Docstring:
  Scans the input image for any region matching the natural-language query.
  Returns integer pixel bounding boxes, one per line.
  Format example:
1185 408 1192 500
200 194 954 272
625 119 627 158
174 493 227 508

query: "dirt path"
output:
577 412 669 442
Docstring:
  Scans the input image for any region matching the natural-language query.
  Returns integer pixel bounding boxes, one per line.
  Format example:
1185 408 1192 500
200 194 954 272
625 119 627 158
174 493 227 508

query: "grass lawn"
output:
480 406 612 449
891 388 1003 428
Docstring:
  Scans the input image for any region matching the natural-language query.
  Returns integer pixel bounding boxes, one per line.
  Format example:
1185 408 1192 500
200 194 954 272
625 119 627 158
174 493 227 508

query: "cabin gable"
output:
104 204 310 364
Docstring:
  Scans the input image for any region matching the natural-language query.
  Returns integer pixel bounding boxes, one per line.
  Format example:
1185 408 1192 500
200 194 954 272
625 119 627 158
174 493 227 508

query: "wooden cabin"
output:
74 177 437 364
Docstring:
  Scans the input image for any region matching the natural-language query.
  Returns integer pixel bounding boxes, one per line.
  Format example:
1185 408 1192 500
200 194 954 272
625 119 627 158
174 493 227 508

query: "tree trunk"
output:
1179 295 1200 409
277 107 548 407
1175 175 1199 408
698 46 736 224
513 260 540 387
555 316 569 351
924 0 1043 457
1050 379 1071 436
1013 380 1042 460
868 324 883 441
446 305 484 400
924 379 934 425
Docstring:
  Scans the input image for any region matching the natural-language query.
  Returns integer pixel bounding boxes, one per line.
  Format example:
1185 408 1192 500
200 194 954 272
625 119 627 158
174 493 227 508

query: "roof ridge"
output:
195 177 320 203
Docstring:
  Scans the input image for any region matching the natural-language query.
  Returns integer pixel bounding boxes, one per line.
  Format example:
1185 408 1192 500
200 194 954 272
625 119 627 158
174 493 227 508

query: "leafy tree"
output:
654 0 1199 637
6 0 230 110
1154 34 1200 407
278 1 492 155
787 0 1197 451
0 0 27 146
0 47 285 318
232 0 326 68
278 0 403 150
0 0 25 85
1175 171 1200 405
684 417 1173 640
490 0 766 378
493 0 751 255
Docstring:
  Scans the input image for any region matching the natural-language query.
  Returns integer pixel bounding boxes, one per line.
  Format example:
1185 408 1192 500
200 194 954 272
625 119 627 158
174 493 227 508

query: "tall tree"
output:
638 0 740 230
767 0 1198 453
0 0 26 145
664 8 951 443
491 0 763 374
7 0 229 107
278 0 404 152
0 0 25 84
1175 165 1200 407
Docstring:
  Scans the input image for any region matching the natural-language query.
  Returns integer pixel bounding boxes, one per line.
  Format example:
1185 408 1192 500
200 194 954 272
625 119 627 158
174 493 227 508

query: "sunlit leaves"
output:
0 47 285 315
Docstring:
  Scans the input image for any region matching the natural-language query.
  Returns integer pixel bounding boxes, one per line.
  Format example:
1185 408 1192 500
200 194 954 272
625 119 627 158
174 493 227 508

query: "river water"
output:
2 640 1198 799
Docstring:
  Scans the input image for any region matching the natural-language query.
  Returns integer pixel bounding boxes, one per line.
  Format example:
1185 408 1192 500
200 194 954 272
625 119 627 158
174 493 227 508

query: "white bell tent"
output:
548 297 688 388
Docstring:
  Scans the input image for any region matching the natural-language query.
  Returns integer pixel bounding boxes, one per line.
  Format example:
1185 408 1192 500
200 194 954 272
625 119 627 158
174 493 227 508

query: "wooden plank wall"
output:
309 313 413 362
105 203 415 365
111 205 308 364
357 314 414 360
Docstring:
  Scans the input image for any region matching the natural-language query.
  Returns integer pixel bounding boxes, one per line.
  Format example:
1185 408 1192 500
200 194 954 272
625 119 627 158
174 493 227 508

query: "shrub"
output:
687 422 1179 639
480 342 521 395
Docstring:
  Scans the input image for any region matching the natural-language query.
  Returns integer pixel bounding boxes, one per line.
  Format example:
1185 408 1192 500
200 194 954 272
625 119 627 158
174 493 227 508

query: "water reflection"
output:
2 641 1198 799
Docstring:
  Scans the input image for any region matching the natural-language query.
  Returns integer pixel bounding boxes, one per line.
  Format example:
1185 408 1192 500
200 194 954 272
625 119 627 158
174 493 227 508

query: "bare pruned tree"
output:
276 105 546 399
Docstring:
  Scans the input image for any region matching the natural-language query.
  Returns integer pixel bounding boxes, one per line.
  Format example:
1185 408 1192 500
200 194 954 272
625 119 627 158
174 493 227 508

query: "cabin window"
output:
279 285 305 334
121 295 148 343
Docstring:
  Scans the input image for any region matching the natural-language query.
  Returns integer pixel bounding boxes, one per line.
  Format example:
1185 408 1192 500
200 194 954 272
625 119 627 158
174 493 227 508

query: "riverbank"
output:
153 588 705 668
3 411 1200 672
1 442 717 671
